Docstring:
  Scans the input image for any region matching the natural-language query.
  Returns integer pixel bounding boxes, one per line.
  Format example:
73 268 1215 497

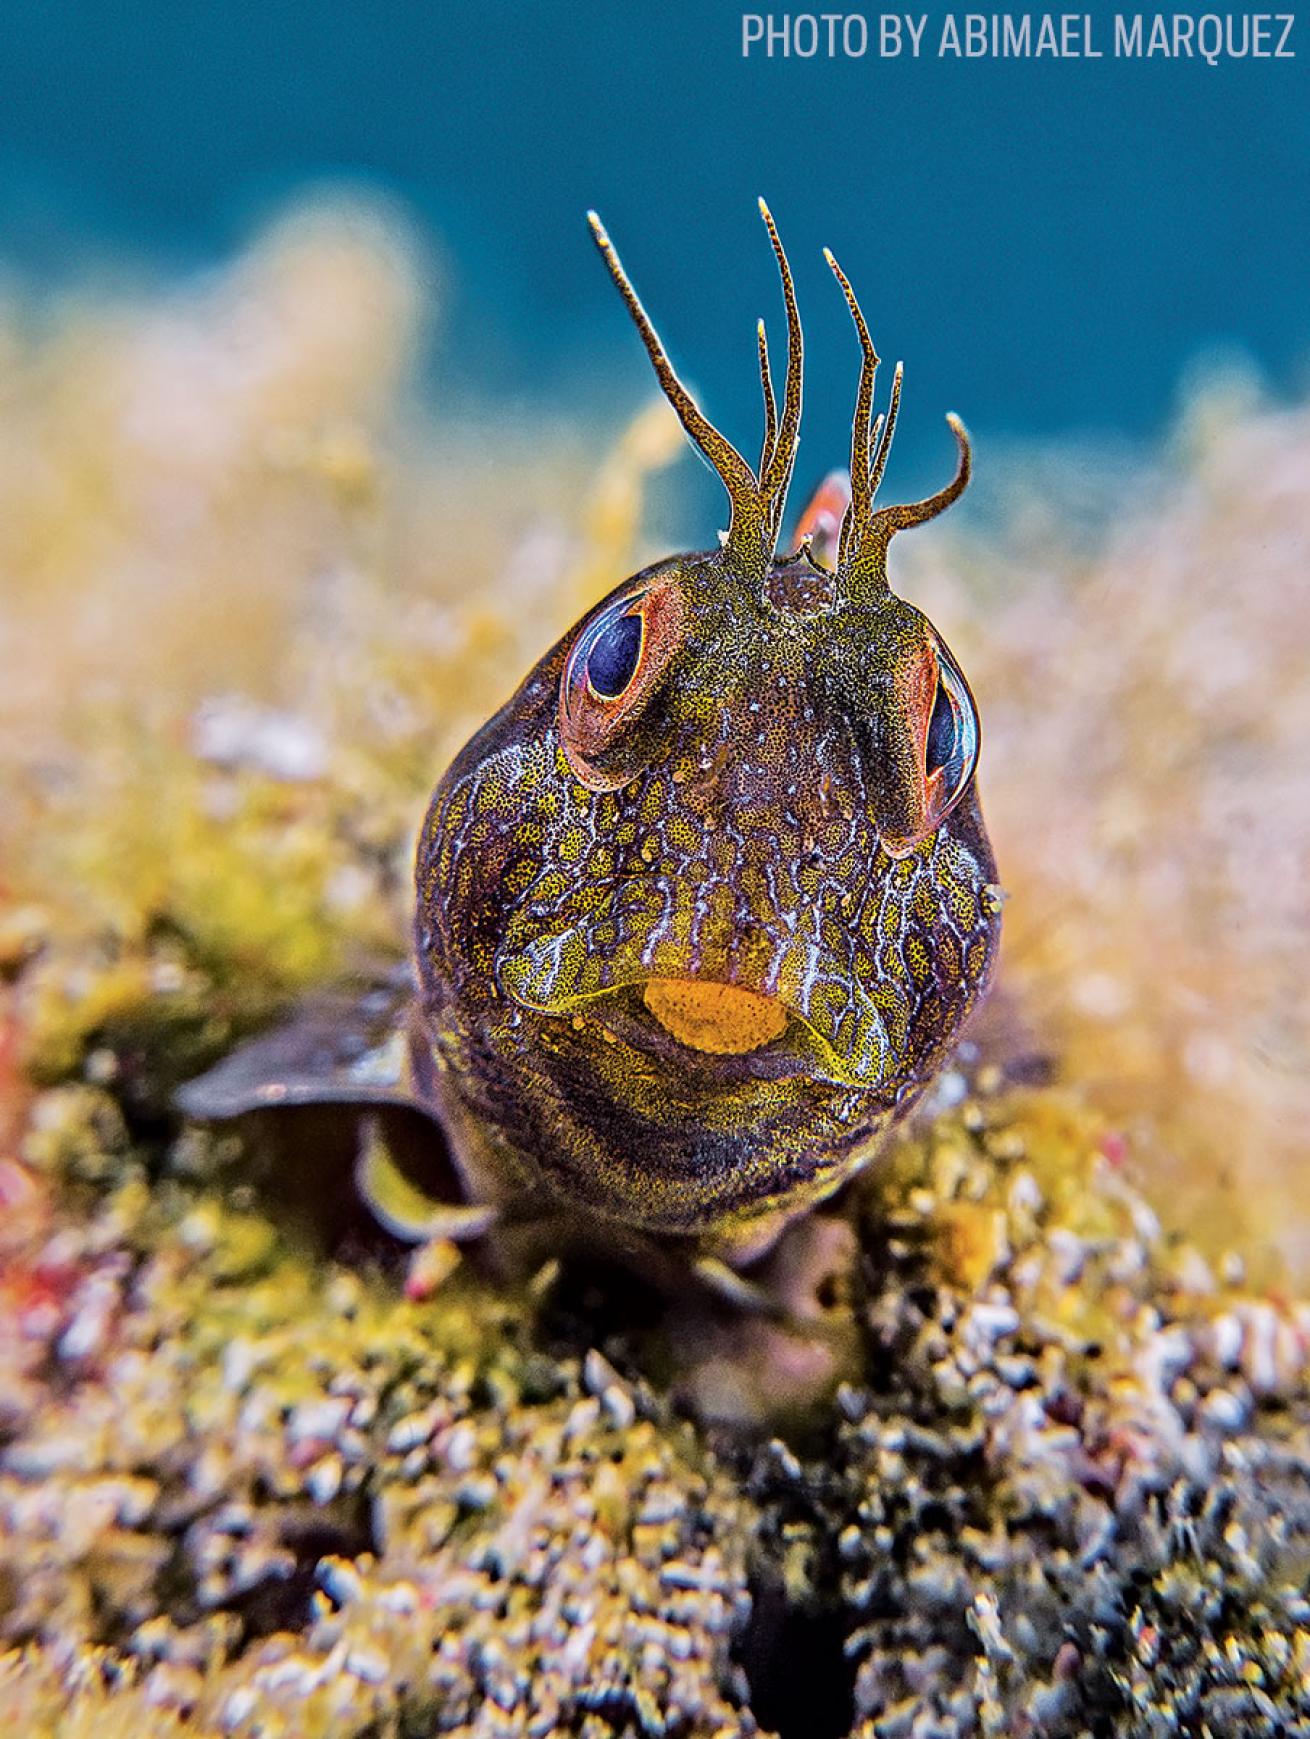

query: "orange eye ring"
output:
558 575 686 789
878 633 981 858
921 636 980 828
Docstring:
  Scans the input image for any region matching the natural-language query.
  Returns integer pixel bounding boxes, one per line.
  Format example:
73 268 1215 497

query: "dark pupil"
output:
587 612 642 698
926 680 957 774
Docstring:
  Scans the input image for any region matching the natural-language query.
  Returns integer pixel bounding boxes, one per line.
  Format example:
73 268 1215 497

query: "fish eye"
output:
926 677 957 775
586 609 644 699
558 575 686 789
923 639 980 822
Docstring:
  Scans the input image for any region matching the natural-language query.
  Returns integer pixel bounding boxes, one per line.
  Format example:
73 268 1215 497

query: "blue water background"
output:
2 0 1307 510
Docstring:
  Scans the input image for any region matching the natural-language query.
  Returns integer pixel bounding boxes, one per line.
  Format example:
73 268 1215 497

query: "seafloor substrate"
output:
2 989 1310 1736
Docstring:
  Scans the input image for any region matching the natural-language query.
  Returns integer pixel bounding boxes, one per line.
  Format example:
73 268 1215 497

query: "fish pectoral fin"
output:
174 970 425 1121
355 1115 498 1245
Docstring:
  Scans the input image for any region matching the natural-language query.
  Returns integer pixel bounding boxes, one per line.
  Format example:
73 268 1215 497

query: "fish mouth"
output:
497 934 900 1090
494 874 911 1090
589 977 846 1086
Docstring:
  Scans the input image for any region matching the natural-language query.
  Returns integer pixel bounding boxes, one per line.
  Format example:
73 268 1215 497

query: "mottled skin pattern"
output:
416 548 999 1255
413 204 1002 1265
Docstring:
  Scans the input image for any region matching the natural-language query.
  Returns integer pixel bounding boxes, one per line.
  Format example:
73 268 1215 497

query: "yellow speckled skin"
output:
415 207 1001 1259
416 548 999 1251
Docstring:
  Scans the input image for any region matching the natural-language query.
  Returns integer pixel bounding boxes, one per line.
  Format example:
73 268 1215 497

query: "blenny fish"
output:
182 201 1001 1289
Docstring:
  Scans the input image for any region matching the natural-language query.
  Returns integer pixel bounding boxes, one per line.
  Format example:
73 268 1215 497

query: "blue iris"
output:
925 644 980 810
926 679 958 775
586 611 643 698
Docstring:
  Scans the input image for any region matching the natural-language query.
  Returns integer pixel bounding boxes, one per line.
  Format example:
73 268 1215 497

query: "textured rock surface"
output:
3 1051 1310 1736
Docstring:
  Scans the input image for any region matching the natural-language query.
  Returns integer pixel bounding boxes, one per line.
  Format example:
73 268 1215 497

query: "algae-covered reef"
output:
5 1065 1310 1736
1 202 1309 1735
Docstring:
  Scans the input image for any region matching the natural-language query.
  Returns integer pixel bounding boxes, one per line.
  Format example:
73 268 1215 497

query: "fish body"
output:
415 546 998 1258
181 203 1001 1273
412 206 1000 1261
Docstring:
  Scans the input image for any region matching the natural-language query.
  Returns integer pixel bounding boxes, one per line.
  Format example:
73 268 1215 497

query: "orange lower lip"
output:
640 977 789 1055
